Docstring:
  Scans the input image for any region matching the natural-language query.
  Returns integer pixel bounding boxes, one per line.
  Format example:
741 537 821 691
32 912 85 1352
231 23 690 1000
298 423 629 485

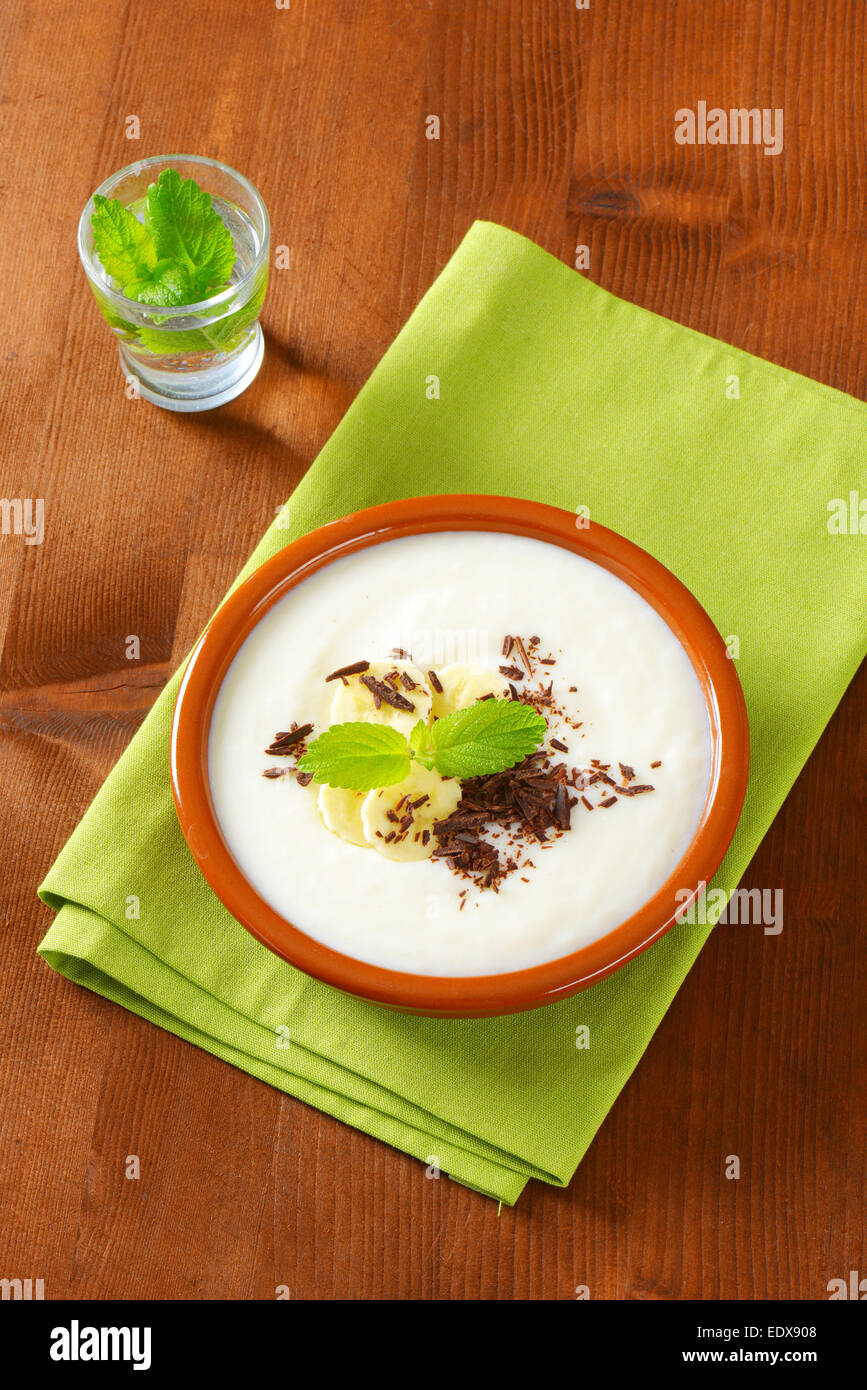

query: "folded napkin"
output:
38 221 866 1204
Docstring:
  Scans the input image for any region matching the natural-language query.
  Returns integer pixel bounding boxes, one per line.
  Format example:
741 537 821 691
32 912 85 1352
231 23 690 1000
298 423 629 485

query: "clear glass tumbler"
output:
78 154 270 412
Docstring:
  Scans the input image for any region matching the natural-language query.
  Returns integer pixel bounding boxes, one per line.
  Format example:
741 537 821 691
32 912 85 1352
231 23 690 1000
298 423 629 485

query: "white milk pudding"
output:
208 531 712 977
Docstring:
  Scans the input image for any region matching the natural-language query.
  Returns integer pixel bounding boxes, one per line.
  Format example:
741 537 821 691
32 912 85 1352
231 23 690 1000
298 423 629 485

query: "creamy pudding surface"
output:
208 530 712 977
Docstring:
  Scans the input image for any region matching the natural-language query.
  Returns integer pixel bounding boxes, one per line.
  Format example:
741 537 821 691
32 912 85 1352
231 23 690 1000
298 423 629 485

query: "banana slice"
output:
330 659 431 736
361 763 461 861
428 662 510 719
317 784 368 848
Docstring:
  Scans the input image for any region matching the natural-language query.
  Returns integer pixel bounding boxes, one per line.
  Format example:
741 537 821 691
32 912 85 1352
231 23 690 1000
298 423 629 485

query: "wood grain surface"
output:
0 0 863 1301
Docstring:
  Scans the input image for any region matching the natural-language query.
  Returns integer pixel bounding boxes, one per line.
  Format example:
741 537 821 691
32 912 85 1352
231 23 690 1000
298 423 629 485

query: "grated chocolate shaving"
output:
432 752 573 891
265 723 313 755
513 635 531 671
360 673 415 712
325 661 370 682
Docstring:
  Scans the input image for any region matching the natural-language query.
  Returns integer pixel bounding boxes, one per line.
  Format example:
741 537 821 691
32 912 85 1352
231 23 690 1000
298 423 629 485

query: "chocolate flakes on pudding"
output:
263 720 314 785
264 722 313 755
264 632 658 898
324 660 370 683
359 672 416 713
425 634 658 894
432 751 575 891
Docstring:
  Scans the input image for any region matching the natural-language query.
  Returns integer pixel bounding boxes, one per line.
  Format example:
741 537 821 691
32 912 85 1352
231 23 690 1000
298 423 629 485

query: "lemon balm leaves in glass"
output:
78 156 270 412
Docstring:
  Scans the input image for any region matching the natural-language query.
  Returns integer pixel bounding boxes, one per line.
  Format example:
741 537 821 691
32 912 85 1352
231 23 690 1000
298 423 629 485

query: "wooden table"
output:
1 0 863 1301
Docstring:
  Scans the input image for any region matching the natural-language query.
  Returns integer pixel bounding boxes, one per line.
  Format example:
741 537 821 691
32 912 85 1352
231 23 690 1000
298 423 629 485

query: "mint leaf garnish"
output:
298 722 411 791
299 700 547 792
145 169 236 296
89 169 236 307
408 719 435 768
125 259 193 307
430 699 548 780
91 195 157 284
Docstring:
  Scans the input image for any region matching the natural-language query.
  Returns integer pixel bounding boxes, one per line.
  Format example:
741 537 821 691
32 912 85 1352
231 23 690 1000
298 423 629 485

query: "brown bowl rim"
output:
170 494 749 1016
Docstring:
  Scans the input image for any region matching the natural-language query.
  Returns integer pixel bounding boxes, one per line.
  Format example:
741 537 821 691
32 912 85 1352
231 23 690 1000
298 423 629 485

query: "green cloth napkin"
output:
38 221 866 1204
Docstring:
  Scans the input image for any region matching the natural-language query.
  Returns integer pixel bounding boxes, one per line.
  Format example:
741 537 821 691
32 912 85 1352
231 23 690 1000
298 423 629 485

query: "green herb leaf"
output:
297 699 547 793
430 699 547 779
298 722 411 791
90 170 237 310
91 194 158 285
145 169 236 295
125 259 193 307
408 718 435 768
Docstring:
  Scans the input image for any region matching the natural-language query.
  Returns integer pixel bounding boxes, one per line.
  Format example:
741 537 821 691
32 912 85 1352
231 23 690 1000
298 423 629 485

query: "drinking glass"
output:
78 154 270 412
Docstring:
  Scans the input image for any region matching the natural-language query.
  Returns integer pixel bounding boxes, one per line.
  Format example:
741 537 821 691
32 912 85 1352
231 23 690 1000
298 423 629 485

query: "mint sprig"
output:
91 169 236 308
299 699 547 792
126 259 195 306
90 195 157 284
298 722 411 791
145 169 236 297
428 699 547 779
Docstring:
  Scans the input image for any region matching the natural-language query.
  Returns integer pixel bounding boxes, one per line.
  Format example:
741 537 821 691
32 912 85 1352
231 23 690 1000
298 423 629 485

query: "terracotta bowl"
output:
170 495 749 1017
